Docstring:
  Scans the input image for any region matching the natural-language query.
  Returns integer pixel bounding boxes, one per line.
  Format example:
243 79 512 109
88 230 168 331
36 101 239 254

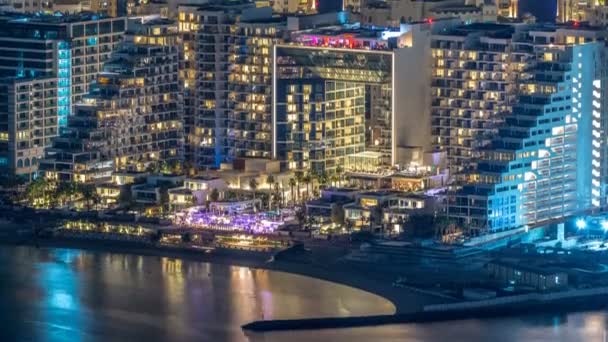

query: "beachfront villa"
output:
169 176 228 209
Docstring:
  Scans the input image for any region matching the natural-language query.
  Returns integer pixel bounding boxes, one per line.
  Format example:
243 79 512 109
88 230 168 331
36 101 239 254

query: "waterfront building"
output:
431 23 519 175
0 76 57 181
132 173 184 205
178 4 431 173
0 12 126 122
447 24 608 234
342 190 442 231
40 17 183 183
305 187 360 222
178 3 283 168
169 175 227 208
274 19 456 174
0 12 125 180
227 16 285 161
486 258 569 291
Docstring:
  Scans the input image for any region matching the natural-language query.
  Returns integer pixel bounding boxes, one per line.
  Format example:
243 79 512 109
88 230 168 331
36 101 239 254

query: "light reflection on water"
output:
0 246 394 342
2 246 608 341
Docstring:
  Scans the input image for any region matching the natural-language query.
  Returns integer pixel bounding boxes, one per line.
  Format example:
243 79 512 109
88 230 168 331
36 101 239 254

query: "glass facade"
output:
274 45 393 173
56 41 71 130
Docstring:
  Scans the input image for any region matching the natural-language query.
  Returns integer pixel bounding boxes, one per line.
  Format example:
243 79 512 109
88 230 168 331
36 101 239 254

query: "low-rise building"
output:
169 176 228 209
131 174 184 205
383 194 440 234
96 183 121 206
111 171 149 186
486 258 569 291
305 187 360 222
343 189 444 232
344 190 401 229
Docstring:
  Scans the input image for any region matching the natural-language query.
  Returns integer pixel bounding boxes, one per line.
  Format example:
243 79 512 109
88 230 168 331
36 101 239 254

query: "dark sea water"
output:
1 246 607 342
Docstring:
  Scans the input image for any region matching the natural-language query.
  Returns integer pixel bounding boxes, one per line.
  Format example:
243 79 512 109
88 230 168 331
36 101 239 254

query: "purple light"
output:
176 207 286 234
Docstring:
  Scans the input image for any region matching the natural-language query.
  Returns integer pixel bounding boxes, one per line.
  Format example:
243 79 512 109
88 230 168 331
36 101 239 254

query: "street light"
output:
576 218 587 230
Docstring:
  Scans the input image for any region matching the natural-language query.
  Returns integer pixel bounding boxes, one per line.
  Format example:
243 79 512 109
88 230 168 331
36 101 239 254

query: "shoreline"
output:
0 235 444 314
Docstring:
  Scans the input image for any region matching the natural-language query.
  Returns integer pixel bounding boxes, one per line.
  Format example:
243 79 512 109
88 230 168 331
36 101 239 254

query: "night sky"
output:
519 0 558 23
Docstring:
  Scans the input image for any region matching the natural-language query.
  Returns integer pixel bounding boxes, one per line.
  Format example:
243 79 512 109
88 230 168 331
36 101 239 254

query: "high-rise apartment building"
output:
0 12 126 127
431 24 518 175
178 3 283 169
40 18 183 183
227 18 284 161
447 24 608 234
0 76 57 181
0 12 125 180
273 20 455 174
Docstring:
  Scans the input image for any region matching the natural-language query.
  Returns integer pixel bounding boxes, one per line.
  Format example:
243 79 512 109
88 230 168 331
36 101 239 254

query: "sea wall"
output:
423 286 608 312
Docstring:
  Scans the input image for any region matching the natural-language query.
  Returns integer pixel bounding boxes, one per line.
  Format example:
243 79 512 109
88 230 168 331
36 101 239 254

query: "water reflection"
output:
4 245 606 342
0 246 394 341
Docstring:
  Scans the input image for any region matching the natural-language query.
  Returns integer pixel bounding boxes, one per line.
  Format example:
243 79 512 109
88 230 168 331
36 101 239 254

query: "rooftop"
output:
430 5 481 13
359 190 403 197
188 175 222 181
294 23 403 41
0 11 115 25
436 23 515 38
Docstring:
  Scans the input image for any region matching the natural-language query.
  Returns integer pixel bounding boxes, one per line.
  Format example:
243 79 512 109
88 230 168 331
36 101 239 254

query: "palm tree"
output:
190 192 198 207
56 181 76 207
209 188 220 202
318 171 328 189
26 177 49 207
309 169 318 191
266 174 275 189
266 175 275 210
302 173 311 201
288 178 296 205
80 184 98 211
158 184 170 214
336 165 344 185
249 178 258 211
274 182 282 208
295 171 303 201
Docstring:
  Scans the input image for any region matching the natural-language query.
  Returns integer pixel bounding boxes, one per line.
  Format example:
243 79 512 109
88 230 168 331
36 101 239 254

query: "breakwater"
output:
243 286 608 332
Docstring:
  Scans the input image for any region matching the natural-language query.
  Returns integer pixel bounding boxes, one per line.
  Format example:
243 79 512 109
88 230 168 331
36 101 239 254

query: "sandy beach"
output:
0 222 445 314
